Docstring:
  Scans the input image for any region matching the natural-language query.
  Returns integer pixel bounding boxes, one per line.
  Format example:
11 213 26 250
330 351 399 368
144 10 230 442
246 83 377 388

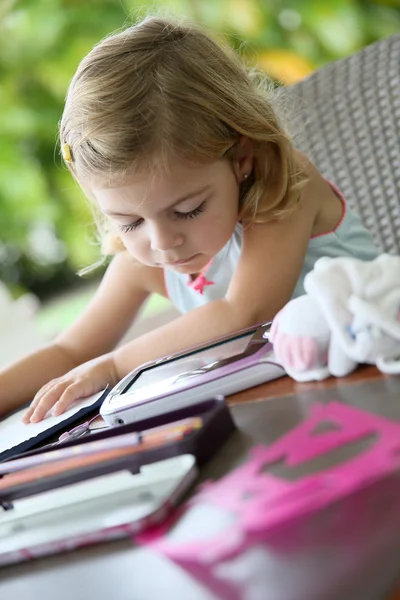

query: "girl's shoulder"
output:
295 151 344 237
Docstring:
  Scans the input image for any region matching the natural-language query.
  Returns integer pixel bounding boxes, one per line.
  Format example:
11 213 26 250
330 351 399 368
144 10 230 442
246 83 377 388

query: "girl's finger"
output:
22 389 52 423
22 378 62 423
22 405 36 424
29 380 70 423
22 404 37 424
51 380 97 417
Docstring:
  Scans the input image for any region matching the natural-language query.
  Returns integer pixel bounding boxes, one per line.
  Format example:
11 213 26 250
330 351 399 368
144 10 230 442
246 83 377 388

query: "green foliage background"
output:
1 0 399 299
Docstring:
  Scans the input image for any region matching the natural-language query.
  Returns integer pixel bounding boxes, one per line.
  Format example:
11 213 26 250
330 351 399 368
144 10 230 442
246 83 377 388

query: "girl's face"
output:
93 159 245 275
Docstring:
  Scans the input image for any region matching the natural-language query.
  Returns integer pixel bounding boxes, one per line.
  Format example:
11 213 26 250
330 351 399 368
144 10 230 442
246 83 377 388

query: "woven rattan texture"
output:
284 34 400 254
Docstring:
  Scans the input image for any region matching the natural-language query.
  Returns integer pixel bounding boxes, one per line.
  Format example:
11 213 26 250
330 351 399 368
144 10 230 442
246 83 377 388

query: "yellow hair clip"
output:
62 143 72 163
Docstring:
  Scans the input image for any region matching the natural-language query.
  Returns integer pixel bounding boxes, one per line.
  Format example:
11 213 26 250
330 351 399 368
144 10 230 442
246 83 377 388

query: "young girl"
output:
1 15 377 423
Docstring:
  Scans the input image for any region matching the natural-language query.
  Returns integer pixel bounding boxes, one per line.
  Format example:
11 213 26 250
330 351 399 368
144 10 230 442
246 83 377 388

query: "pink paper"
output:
140 402 400 566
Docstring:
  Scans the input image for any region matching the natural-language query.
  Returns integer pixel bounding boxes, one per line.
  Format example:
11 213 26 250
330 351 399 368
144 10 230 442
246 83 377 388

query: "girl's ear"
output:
232 136 254 183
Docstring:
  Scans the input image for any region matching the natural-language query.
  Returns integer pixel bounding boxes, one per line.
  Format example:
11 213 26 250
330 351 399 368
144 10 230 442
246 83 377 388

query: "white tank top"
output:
164 193 378 314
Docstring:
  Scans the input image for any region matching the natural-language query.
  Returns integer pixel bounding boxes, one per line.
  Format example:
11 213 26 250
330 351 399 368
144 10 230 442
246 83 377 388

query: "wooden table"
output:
1 366 400 600
228 362 385 405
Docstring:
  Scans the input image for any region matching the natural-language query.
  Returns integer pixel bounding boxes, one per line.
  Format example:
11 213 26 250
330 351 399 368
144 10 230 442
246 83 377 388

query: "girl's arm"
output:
0 252 158 417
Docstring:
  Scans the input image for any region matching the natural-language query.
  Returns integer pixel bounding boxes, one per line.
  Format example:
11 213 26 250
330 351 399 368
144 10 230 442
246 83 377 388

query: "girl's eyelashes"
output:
118 218 143 233
174 200 207 220
118 200 207 233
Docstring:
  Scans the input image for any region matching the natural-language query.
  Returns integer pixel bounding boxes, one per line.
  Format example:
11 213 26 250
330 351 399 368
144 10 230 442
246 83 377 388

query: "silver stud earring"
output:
243 173 249 180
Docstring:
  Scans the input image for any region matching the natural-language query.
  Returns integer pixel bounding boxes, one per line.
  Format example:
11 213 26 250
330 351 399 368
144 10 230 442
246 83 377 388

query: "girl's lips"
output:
166 254 200 266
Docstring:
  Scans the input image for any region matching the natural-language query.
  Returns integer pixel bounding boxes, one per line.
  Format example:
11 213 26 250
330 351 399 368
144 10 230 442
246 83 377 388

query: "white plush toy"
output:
270 254 400 381
0 282 44 368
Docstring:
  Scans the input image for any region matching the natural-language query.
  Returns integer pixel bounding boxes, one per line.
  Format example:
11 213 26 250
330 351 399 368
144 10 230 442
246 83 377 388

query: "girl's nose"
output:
149 222 183 252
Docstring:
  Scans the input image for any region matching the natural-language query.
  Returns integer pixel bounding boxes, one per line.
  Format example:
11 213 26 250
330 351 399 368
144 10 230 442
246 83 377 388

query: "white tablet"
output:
100 322 285 426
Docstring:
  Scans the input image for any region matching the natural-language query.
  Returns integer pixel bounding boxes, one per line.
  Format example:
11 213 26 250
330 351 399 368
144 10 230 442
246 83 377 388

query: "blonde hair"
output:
60 15 307 255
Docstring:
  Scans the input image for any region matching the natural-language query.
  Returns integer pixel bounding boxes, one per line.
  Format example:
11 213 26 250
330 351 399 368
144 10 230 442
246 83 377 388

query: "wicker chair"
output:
283 34 400 255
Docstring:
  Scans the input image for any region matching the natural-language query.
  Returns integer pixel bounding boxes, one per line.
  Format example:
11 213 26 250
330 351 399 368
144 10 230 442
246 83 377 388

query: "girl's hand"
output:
22 354 120 424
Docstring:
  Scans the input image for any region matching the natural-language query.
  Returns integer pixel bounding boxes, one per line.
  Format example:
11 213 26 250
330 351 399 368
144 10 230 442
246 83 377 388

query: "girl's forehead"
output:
92 160 226 196
92 161 224 213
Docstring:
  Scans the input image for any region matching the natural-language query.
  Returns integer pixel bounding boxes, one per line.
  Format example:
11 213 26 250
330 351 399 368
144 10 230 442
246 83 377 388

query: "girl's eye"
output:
119 218 143 233
174 201 206 220
118 200 207 233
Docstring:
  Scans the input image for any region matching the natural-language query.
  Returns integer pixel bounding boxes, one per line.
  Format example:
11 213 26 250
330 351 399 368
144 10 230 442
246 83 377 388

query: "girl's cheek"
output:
127 237 151 260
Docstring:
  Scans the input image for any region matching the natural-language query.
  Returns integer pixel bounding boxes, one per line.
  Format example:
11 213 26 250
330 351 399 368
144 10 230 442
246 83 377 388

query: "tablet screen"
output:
119 331 254 399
